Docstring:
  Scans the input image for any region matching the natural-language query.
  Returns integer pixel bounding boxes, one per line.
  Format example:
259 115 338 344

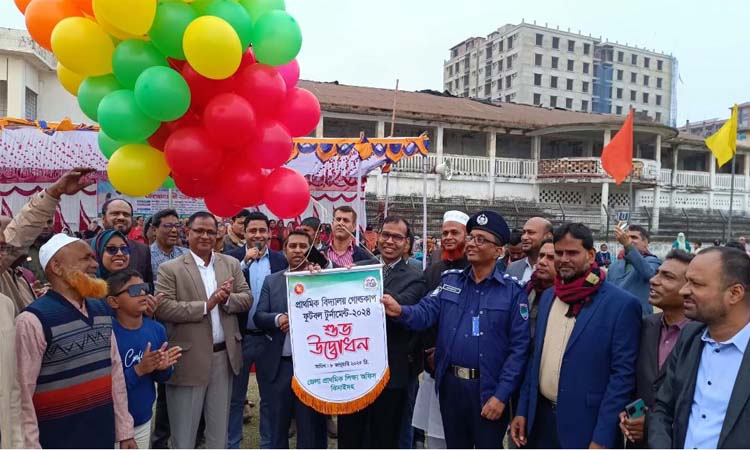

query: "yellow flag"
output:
705 104 738 168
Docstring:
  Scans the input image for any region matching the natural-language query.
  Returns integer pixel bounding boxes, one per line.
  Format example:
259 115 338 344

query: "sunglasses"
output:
114 282 151 297
104 245 131 256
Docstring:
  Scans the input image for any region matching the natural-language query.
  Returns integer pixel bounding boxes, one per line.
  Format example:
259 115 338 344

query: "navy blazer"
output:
517 281 641 449
253 271 290 383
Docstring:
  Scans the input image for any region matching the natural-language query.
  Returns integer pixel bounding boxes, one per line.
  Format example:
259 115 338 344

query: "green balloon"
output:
148 1 198 59
251 10 301 66
77 75 122 122
134 66 191 122
205 0 253 49
98 90 161 143
190 0 215 15
98 130 125 160
112 40 168 89
162 176 176 189
239 0 285 22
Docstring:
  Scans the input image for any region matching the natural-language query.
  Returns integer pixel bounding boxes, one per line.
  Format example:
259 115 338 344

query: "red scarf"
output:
525 270 554 296
554 264 605 317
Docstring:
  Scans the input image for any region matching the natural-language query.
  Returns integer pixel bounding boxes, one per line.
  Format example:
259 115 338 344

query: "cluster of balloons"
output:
16 0 319 219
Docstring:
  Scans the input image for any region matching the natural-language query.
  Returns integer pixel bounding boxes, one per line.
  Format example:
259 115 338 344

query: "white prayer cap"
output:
40 233 81 271
443 210 469 226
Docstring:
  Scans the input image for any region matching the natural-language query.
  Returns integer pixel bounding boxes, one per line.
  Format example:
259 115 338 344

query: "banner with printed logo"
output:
285 264 388 414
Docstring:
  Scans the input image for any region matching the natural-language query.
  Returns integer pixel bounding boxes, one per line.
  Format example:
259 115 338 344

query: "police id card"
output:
472 316 480 336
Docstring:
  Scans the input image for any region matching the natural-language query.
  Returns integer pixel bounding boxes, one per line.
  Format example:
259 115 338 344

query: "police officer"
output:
382 210 530 448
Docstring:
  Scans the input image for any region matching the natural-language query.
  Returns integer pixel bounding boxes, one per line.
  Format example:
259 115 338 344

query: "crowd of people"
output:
1 167 749 449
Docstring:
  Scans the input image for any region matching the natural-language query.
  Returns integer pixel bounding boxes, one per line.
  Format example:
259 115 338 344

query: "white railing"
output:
443 155 491 177
674 170 711 188
715 173 746 191
660 169 673 185
495 157 536 178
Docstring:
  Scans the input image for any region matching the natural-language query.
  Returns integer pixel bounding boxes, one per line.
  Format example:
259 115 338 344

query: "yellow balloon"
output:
56 62 85 96
107 144 170 197
92 0 156 36
183 16 241 80
96 13 150 42
51 17 114 76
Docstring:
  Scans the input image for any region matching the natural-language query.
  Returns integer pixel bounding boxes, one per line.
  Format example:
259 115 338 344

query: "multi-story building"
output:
680 102 750 142
444 21 678 126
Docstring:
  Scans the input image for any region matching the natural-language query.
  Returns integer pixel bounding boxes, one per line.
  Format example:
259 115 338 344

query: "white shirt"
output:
521 258 533 283
191 251 225 344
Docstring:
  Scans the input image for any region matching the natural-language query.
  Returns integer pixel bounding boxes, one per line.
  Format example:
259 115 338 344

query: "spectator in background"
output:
223 210 250 255
1 216 38 314
713 239 722 247
128 216 147 244
99 198 153 285
323 206 371 266
269 219 282 251
692 241 703 254
739 236 750 255
24 218 54 284
143 216 156 245
498 231 523 272
299 217 323 249
596 243 612 268
506 217 553 283
83 218 102 240
725 240 746 253
91 230 131 280
608 224 661 315
672 232 692 253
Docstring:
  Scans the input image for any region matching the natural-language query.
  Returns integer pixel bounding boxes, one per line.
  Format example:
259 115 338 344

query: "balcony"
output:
391 154 536 179
536 157 659 184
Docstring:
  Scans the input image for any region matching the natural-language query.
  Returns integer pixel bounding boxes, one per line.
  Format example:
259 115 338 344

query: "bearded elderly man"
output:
14 233 135 449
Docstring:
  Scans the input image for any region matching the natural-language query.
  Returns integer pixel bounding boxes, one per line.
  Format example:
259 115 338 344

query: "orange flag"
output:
601 109 634 185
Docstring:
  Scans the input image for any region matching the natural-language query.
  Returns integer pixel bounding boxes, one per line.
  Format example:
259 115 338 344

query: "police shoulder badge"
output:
519 303 530 321
477 214 489 226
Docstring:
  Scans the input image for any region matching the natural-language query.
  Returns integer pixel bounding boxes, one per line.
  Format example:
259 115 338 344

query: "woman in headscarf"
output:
92 229 131 279
671 232 691 252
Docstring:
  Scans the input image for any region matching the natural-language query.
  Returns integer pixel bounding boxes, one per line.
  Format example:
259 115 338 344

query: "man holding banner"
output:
382 210 530 448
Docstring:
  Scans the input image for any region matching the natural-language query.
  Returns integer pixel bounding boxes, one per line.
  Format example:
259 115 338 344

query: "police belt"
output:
450 364 480 380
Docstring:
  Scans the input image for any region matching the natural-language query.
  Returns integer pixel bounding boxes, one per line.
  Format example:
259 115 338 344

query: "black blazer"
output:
648 322 750 449
227 245 288 333
253 271 291 383
636 313 669 408
128 239 153 285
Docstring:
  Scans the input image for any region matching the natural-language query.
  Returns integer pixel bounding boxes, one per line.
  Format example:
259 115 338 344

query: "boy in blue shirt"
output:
107 269 181 449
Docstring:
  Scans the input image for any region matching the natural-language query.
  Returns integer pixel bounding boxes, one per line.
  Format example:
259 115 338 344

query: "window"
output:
631 54 638 65
566 79 574 90
485 83 491 96
550 76 558 88
644 57 650 68
643 75 649 86
506 75 512 88
567 59 574 71
454 79 459 90
505 94 512 102
25 88 37 120
451 48 459 58
497 78 502 89
617 51 624 62
534 93 542 105
617 69 623 81
536 33 544 46
583 43 591 55
581 100 589 112
486 46 493 59
657 59 663 71
445 83 451 91
534 73 542 86
656 94 662 105
507 56 513 70
447 66 453 77
550 95 558 107
568 40 575 52
583 62 590 74
551 56 559 69
485 63 492 77
498 40 504 52
631 72 637 83
582 81 589 93
552 37 559 49
657 77 663 89
535 54 543 66
643 92 649 103
630 90 637 101
566 97 573 109
655 112 662 122
616 87 623 99
507 36 514 50
498 59 504 71
0 81 7 117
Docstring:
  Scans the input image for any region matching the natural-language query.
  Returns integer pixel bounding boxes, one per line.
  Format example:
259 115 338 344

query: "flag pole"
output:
628 168 634 218
728 154 736 238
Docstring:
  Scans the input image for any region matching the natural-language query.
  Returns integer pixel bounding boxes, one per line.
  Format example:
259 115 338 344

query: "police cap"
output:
466 210 510 245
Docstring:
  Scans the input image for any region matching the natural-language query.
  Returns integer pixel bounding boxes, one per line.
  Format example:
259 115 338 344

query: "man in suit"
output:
619 249 693 446
510 222 641 449
608 224 661 315
254 230 328 448
340 215 427 448
227 211 288 449
154 211 252 449
506 217 553 283
648 247 750 449
100 198 153 285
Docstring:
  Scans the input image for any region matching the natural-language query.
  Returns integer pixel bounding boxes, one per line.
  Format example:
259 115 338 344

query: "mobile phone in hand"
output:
625 398 646 419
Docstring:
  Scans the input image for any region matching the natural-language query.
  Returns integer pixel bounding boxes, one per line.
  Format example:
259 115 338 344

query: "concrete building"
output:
0 27 88 123
444 21 678 126
680 102 750 142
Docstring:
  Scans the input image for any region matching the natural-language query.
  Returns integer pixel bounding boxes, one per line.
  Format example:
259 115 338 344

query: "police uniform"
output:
397 211 531 448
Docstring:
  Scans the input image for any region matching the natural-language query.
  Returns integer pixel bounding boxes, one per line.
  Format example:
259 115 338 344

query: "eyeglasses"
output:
379 231 407 244
160 223 181 230
191 228 218 236
466 235 499 247
113 282 151 297
104 245 131 256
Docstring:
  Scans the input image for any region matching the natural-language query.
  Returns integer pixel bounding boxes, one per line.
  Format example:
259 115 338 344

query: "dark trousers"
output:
527 396 561 449
398 374 420 448
338 387 407 448
438 372 507 449
268 359 327 449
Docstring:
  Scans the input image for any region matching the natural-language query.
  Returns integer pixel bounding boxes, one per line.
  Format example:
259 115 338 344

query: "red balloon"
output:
278 88 321 137
235 64 286 118
246 121 293 169
173 172 216 198
214 161 265 207
165 109 202 133
263 167 310 218
167 58 185 72
203 93 257 148
204 191 242 218
147 123 172 150
239 48 257 69
181 63 235 111
164 127 224 179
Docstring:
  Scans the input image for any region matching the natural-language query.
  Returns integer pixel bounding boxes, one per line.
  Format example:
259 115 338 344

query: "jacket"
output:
517 281 642 448
606 246 661 315
253 271 292 383
505 257 531 281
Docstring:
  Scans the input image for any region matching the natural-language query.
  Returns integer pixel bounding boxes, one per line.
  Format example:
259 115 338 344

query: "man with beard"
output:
14 233 136 448
506 217 553 283
524 239 556 338
100 198 153 285
510 223 641 449
648 247 750 448
424 211 470 291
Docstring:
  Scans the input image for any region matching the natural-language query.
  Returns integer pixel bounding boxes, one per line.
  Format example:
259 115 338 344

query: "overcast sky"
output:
2 0 747 125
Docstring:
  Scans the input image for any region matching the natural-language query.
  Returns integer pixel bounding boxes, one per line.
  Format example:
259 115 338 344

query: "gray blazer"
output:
505 257 530 281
